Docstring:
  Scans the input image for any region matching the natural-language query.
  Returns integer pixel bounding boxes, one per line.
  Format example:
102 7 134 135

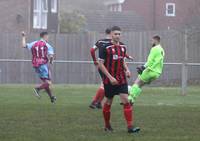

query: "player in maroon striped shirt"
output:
21 31 56 103
98 26 140 133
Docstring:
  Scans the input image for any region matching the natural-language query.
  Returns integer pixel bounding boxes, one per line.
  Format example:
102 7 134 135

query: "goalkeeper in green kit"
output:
128 35 165 103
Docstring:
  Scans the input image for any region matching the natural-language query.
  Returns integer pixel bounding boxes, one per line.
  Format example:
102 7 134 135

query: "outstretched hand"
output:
21 31 26 37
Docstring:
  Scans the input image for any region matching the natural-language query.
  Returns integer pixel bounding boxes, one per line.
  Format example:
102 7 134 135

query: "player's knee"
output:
122 100 129 105
131 84 142 95
120 94 129 104
45 80 52 85
123 102 132 109
104 98 112 105
135 78 144 88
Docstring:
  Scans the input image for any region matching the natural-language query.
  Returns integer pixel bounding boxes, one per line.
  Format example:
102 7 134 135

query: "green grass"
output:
0 85 200 141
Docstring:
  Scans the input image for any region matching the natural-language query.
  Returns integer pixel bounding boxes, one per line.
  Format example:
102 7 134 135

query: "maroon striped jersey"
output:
99 42 127 85
31 41 48 67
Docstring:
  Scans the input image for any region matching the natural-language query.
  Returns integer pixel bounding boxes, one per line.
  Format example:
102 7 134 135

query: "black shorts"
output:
104 84 128 99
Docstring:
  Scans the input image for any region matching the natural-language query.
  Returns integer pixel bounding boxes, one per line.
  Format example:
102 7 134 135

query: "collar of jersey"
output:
40 38 47 43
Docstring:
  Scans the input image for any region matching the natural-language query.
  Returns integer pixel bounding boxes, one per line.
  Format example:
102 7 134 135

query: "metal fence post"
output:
181 30 188 95
0 68 1 84
181 63 188 95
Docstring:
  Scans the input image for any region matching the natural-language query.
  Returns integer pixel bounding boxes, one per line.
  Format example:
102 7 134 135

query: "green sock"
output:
130 84 142 99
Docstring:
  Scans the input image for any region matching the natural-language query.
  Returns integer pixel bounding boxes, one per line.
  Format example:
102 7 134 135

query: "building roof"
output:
83 10 146 32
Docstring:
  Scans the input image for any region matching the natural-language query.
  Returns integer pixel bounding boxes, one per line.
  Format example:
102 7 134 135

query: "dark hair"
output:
40 31 48 38
105 28 111 34
153 35 161 42
111 26 121 31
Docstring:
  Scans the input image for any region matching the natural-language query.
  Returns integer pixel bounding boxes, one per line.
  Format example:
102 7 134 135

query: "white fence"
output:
0 59 199 95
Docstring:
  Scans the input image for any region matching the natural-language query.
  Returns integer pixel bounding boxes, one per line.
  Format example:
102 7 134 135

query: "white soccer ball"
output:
128 85 131 94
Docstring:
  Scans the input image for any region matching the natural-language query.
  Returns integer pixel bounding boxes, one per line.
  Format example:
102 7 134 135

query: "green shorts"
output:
139 69 160 83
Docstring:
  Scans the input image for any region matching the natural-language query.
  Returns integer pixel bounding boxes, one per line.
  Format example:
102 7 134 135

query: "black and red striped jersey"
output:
93 38 111 49
99 42 127 85
90 38 111 63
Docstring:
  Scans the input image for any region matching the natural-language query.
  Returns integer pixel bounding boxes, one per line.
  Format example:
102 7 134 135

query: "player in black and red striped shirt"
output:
89 28 112 109
89 28 134 109
98 26 140 133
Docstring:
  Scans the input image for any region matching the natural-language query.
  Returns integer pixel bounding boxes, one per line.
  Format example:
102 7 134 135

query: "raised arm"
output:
21 31 27 48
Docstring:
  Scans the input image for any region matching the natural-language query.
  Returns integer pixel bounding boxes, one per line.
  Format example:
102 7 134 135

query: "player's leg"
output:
44 79 56 103
35 64 56 103
34 67 48 98
103 97 113 132
96 83 105 108
129 69 160 103
119 85 140 133
128 77 144 103
99 83 105 100
89 69 105 109
97 70 105 107
89 83 104 109
103 84 115 132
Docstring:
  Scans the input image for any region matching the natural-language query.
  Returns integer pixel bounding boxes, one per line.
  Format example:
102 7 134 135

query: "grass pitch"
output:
0 85 200 141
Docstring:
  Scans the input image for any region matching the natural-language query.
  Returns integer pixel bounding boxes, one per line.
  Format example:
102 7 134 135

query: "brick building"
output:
0 0 58 33
121 0 199 30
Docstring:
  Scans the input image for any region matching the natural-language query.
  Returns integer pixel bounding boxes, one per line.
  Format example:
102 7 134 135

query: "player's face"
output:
151 38 157 47
112 30 121 43
43 35 49 41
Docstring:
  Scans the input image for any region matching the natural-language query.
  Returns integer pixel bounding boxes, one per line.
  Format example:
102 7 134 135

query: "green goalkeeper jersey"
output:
144 44 165 74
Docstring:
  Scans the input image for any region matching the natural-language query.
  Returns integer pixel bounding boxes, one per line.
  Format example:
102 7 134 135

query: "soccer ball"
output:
128 85 131 94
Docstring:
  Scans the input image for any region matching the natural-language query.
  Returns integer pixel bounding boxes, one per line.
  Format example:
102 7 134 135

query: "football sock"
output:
123 103 133 128
130 84 142 99
44 83 53 98
103 103 111 128
93 87 105 103
97 87 105 102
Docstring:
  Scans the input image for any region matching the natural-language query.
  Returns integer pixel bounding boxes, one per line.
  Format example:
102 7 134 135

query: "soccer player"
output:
89 28 134 109
128 35 165 103
98 26 140 133
21 31 56 103
89 28 111 109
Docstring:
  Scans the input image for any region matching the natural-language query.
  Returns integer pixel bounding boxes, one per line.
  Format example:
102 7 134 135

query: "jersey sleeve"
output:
26 41 37 50
94 41 100 49
90 48 97 62
46 43 54 55
98 46 106 61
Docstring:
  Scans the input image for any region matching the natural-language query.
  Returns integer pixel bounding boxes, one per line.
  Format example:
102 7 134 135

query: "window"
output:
166 3 175 17
109 4 122 12
113 4 117 12
33 0 48 29
118 4 122 12
51 0 57 13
